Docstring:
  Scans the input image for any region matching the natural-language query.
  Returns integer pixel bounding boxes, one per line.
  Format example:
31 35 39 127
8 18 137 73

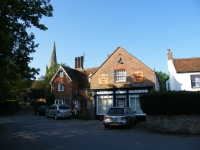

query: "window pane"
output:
114 70 126 82
191 75 200 88
58 83 65 91
97 96 113 115
117 99 125 107
130 96 143 114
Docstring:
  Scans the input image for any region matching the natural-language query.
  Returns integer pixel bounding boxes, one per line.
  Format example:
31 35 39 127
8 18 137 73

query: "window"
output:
58 83 65 91
114 70 126 82
55 100 65 104
97 96 113 115
191 75 200 88
117 98 126 107
129 95 144 115
60 71 63 78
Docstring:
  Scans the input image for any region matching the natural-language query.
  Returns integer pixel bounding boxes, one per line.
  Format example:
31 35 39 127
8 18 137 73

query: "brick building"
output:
50 65 90 113
90 47 160 120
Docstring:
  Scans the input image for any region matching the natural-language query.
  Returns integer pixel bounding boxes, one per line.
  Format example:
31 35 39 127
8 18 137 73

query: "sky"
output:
29 0 200 79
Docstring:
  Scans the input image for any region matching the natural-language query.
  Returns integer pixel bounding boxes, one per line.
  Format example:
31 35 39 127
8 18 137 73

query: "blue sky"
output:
29 0 200 79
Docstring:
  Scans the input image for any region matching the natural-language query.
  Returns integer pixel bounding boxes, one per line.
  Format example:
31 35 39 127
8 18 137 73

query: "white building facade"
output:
166 49 200 91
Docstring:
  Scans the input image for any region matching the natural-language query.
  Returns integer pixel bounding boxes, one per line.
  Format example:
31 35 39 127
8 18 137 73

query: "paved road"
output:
0 105 200 150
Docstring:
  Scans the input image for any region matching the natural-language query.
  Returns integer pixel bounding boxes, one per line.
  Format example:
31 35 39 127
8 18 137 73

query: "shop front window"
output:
129 95 144 115
97 96 113 115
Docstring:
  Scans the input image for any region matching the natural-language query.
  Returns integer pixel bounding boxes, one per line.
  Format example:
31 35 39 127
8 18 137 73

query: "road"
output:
0 105 200 150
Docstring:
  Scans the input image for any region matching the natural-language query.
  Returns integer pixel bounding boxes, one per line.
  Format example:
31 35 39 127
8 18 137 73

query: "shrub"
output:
0 100 21 115
74 110 91 120
139 91 200 115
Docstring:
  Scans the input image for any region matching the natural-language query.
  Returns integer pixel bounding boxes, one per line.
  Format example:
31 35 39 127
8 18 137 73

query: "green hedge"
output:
139 91 200 115
74 110 91 120
0 100 21 115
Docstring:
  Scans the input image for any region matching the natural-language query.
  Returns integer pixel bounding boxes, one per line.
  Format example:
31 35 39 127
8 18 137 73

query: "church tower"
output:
48 42 57 69
46 42 57 74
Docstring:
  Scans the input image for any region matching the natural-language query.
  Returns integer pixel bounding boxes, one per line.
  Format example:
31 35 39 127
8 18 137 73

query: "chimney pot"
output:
167 48 173 60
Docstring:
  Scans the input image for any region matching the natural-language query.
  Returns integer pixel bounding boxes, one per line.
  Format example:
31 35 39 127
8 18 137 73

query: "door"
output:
117 98 126 107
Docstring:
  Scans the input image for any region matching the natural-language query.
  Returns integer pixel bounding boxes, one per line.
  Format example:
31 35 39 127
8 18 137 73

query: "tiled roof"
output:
62 66 89 88
80 67 99 76
173 58 200 73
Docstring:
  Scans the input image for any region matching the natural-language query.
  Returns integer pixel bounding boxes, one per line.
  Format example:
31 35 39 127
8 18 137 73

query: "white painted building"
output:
166 49 200 91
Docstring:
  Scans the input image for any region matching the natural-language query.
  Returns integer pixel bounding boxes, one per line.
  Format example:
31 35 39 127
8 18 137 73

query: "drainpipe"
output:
70 81 72 108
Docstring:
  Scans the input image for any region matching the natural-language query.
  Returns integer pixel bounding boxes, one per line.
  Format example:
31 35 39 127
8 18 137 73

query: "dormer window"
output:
60 71 63 78
58 83 65 91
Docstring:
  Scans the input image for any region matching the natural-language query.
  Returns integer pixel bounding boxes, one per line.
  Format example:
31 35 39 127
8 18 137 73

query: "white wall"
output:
167 60 200 91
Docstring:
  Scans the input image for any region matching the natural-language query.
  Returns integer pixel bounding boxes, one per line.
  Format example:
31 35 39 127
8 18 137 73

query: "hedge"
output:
0 100 21 115
139 91 200 115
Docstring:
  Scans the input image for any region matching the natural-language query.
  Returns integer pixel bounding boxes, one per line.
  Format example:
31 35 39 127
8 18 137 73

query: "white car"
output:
45 104 72 120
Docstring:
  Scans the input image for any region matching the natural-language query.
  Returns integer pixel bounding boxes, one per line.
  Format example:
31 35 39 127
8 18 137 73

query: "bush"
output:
74 110 91 120
139 91 200 115
0 100 21 115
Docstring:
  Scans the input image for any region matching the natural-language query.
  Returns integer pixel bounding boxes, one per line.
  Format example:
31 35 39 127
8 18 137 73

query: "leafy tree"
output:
0 0 53 101
28 63 69 105
156 71 169 91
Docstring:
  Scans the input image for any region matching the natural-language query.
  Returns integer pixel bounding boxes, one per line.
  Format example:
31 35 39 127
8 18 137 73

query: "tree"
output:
0 0 53 101
156 71 169 91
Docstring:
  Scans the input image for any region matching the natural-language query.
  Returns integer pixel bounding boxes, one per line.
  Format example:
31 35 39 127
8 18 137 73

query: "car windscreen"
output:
107 108 124 114
59 105 70 109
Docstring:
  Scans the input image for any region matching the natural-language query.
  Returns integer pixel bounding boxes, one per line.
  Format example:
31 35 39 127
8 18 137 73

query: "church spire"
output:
48 42 57 69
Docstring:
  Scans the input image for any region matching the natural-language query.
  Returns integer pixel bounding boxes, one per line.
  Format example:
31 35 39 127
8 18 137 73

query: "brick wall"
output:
90 47 155 89
52 71 79 101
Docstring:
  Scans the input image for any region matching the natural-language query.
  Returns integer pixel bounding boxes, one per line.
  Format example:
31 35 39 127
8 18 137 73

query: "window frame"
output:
129 95 145 116
114 70 126 82
58 83 65 92
191 75 200 88
60 71 63 78
97 96 113 115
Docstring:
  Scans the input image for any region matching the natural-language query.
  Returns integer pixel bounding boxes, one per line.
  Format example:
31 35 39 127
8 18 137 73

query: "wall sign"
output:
97 91 113 94
129 89 148 93
115 90 126 94
98 74 108 84
132 71 144 82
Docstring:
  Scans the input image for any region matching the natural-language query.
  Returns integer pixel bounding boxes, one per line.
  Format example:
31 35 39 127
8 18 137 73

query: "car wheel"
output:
104 125 109 128
46 113 49 118
54 115 58 120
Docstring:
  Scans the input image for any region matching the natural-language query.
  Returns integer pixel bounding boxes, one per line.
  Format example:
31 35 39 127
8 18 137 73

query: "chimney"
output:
77 57 80 68
80 56 84 69
75 57 78 69
75 56 84 69
167 48 173 60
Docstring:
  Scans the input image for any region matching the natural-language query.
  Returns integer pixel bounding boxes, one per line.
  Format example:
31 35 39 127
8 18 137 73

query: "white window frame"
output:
191 75 200 88
97 96 113 115
55 100 65 104
114 70 126 82
129 95 145 116
60 71 63 78
58 83 65 91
